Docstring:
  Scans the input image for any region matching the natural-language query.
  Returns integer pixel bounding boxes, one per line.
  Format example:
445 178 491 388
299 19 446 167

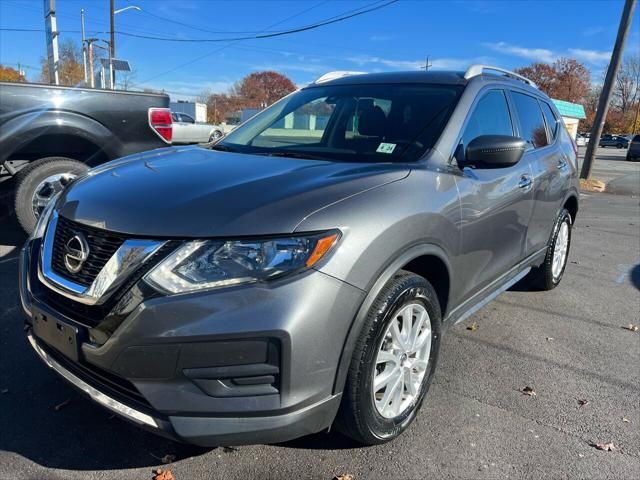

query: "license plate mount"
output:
32 309 80 362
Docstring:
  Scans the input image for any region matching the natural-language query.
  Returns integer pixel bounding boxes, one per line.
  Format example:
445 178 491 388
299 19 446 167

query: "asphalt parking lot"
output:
0 149 638 480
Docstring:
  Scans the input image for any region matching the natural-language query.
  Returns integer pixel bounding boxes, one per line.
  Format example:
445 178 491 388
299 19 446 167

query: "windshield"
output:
217 83 462 162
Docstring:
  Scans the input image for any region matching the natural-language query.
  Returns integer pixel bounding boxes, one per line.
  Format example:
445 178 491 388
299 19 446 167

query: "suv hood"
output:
58 147 409 237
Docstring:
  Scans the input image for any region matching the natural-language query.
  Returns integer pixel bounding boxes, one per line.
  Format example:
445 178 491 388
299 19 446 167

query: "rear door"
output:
511 93 571 254
454 89 535 301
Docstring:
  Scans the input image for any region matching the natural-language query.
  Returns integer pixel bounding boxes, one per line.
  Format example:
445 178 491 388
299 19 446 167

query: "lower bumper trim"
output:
27 334 160 428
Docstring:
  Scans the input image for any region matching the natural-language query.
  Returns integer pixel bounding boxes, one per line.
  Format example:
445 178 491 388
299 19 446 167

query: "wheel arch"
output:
563 193 579 223
332 243 452 396
2 110 120 168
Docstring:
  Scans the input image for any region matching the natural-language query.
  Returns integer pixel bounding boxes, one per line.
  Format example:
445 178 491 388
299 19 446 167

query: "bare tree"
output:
614 54 640 115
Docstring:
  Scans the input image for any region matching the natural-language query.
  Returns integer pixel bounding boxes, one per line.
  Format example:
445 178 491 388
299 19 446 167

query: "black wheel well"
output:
564 195 578 223
401 255 450 317
9 134 109 167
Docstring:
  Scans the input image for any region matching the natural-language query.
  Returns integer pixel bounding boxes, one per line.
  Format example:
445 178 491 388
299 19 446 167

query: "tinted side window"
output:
461 90 513 148
540 101 558 141
511 92 549 149
182 114 195 124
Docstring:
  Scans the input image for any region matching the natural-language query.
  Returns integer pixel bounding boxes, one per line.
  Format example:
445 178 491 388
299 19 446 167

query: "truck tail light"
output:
148 108 172 143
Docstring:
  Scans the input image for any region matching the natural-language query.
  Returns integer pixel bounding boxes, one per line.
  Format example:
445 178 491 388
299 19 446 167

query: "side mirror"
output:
463 135 527 169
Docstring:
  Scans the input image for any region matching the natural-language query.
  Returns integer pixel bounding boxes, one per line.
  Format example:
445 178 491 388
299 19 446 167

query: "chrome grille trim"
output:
39 211 166 306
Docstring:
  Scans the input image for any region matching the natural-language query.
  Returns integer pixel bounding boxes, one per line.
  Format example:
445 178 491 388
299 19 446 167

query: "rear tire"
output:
14 157 88 234
336 271 442 445
527 208 572 291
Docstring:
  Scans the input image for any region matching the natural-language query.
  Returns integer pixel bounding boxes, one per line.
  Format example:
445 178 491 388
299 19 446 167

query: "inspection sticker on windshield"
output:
376 142 396 154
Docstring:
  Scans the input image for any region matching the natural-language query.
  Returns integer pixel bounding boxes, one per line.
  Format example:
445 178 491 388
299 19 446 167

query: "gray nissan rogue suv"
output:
20 66 579 446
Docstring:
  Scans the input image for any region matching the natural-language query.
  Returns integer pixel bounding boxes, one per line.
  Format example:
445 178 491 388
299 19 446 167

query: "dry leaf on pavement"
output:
153 469 175 480
334 475 354 480
54 397 71 411
577 399 589 407
467 321 478 331
592 442 616 451
521 386 536 396
622 418 630 423
622 324 638 332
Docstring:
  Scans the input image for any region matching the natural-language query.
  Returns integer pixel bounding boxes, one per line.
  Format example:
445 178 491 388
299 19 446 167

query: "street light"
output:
114 5 141 14
109 2 142 89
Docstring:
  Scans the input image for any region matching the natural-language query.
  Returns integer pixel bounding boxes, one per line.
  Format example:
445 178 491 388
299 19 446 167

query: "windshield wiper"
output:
209 144 235 152
258 151 327 160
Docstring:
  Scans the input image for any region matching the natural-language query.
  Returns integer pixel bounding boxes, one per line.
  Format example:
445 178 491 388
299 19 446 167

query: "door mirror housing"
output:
462 135 527 169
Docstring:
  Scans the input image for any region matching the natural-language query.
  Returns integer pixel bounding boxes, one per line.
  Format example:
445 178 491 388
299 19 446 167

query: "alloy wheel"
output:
372 302 432 419
31 173 76 219
552 220 569 280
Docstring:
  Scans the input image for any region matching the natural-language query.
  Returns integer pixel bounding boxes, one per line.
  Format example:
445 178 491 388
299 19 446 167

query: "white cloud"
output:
582 26 605 37
483 42 556 63
484 42 611 65
346 55 486 71
568 48 611 63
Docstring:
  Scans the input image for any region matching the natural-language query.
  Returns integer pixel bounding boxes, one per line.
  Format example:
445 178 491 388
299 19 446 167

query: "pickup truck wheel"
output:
528 208 572 291
14 157 88 234
336 271 441 445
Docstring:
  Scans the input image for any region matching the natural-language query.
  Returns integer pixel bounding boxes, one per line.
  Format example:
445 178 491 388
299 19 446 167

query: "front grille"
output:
52 216 127 286
35 241 179 328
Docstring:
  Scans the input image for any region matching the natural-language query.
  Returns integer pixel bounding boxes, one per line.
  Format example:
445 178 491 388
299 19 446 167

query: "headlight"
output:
30 193 59 240
145 231 339 294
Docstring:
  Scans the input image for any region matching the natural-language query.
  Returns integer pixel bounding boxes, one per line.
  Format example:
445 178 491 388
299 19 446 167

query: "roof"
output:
552 99 586 119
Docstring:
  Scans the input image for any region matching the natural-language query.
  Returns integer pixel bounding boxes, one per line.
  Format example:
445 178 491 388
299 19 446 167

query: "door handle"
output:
557 158 568 170
518 175 532 189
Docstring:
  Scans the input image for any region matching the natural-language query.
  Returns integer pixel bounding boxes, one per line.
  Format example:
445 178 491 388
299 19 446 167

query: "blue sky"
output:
1 0 638 100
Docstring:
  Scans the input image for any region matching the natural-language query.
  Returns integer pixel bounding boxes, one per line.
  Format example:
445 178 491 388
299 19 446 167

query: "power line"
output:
114 1 399 43
137 0 363 84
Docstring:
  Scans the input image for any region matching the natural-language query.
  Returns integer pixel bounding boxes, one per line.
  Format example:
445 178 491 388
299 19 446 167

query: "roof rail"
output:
313 71 366 84
464 64 537 88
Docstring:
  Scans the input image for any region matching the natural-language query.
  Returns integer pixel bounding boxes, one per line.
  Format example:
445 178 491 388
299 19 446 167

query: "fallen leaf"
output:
467 321 478 331
521 386 537 396
54 397 71 411
623 418 630 423
334 475 354 480
546 337 554 341
622 324 638 332
577 399 589 407
592 442 615 451
153 469 175 480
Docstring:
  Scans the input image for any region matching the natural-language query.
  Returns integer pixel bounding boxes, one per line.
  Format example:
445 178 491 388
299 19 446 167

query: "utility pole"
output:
109 0 116 89
86 38 97 88
43 0 59 85
81 9 87 84
421 56 432 71
580 0 637 179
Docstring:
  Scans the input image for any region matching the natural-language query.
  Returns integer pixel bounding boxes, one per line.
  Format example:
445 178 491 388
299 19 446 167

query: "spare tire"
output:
14 157 88 234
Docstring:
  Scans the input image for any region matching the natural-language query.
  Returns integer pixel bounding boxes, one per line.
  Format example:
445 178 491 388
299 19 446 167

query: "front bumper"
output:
20 240 364 445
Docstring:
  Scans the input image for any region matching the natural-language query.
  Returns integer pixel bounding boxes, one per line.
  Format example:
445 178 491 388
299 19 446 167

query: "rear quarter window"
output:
540 101 559 142
511 92 549 149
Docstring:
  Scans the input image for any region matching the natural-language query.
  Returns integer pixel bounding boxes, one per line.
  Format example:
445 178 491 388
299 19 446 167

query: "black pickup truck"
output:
0 82 173 233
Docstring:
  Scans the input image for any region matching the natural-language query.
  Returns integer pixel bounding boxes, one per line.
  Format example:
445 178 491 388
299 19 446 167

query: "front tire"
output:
528 208 572 290
14 157 88 234
336 271 442 445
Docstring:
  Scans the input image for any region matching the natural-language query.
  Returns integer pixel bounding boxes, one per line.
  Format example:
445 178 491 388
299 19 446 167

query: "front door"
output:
454 89 534 303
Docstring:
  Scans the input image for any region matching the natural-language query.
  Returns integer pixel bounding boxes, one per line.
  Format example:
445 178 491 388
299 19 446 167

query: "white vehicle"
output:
576 134 586 147
171 112 224 144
